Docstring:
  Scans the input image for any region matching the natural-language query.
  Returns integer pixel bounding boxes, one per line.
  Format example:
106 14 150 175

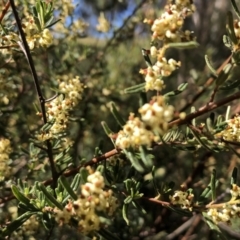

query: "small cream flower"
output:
0 138 12 180
139 96 175 135
218 116 240 142
36 76 84 142
170 190 194 209
96 12 110 33
115 114 155 149
54 169 118 234
39 29 53 48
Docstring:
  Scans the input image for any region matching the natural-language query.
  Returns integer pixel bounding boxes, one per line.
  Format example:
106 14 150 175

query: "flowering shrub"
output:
1 0 240 239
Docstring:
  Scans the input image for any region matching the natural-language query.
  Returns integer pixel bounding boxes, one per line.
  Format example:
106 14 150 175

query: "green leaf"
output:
162 130 175 142
220 79 240 90
167 41 199 49
41 212 54 231
124 150 145 172
198 185 211 204
164 82 188 97
45 18 61 29
202 212 228 240
231 0 240 19
189 127 212 151
124 83 146 94
41 118 55 132
171 129 182 141
205 55 217 77
110 102 125 127
225 105 231 121
190 106 196 126
59 176 78 201
132 200 147 214
37 183 63 210
139 146 153 169
70 173 81 192
231 167 238 185
215 63 233 87
223 35 233 49
213 116 227 134
124 179 133 192
210 169 217 201
206 116 214 133
11 185 32 208
80 167 89 183
54 151 64 162
122 203 129 225
101 121 114 136
151 166 160 195
226 11 238 45
124 195 133 204
1 212 35 237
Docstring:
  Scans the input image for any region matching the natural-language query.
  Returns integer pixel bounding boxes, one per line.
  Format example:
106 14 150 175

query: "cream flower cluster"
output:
20 215 39 236
207 184 240 226
115 97 174 149
218 116 240 142
141 0 195 92
115 113 155 149
149 0 195 41
0 70 18 105
170 190 194 209
1 32 18 48
140 55 181 92
140 67 165 92
139 96 175 134
54 170 118 234
22 17 53 49
37 76 84 142
96 12 110 33
230 184 240 199
1 17 53 50
0 138 12 181
61 0 74 16
234 20 240 39
207 204 240 226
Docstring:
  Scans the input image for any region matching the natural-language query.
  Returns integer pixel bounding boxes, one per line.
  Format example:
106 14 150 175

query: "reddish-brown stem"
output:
0 1 10 24
0 148 120 205
169 90 240 127
181 152 212 188
179 54 232 113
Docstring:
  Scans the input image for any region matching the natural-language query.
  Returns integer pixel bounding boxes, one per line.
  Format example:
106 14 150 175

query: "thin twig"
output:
165 215 198 240
85 0 147 75
179 54 232 113
9 0 58 186
0 148 120 205
181 152 212 188
102 0 147 52
182 215 202 240
0 1 10 24
43 148 121 185
169 90 240 127
208 85 219 103
218 223 240 239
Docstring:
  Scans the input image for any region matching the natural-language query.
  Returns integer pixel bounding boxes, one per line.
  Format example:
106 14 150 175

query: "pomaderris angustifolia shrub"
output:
1 0 240 239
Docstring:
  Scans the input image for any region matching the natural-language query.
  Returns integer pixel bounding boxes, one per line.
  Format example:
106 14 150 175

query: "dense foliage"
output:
1 0 240 239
